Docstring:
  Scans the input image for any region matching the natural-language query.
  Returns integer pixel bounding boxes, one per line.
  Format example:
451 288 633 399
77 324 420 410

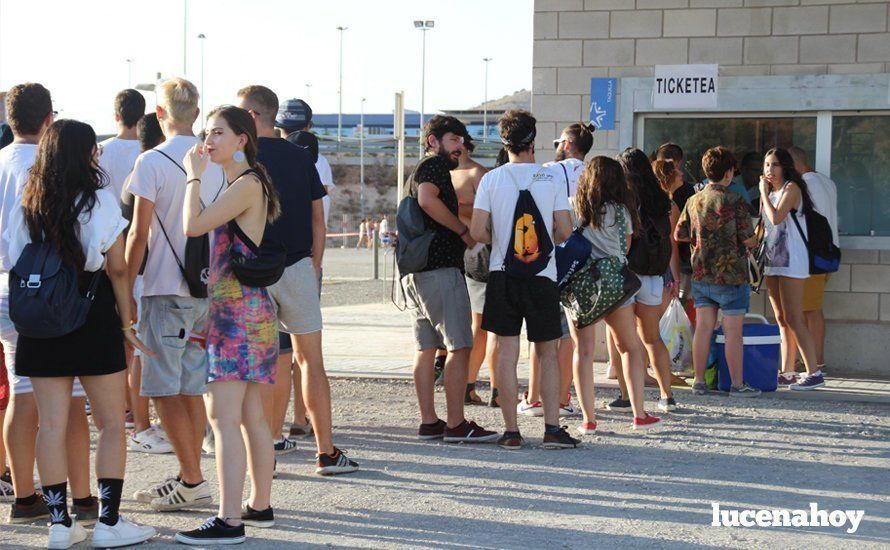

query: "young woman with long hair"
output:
6 119 155 548
759 148 824 391
175 106 281 545
617 148 678 412
570 156 661 433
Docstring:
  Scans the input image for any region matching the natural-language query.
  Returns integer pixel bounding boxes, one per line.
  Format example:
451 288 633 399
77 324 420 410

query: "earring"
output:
233 150 246 163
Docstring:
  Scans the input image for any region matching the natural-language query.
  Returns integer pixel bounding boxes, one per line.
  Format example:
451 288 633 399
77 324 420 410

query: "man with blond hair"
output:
125 77 226 510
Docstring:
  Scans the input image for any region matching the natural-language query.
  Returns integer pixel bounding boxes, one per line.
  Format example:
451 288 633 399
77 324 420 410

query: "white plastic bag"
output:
660 298 693 373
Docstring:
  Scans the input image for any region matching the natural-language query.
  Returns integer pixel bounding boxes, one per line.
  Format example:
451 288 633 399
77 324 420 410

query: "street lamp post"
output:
482 57 492 142
197 33 206 121
413 20 434 158
182 0 188 75
305 83 312 103
360 97 366 218
336 26 348 147
126 58 134 87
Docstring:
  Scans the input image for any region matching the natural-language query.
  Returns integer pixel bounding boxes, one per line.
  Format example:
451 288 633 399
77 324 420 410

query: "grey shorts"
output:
267 257 323 335
139 295 209 397
465 276 487 315
405 268 473 352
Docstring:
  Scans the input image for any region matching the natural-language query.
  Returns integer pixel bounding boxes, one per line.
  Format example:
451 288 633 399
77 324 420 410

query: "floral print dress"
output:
206 221 278 384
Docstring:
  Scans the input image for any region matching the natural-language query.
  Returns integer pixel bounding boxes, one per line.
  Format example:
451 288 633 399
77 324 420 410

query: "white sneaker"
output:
128 427 174 454
517 393 544 417
559 398 580 417
92 515 156 548
150 480 212 511
47 519 87 549
202 425 215 455
133 476 179 503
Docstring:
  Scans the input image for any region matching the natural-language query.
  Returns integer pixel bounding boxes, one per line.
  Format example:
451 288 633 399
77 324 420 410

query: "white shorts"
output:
634 274 665 307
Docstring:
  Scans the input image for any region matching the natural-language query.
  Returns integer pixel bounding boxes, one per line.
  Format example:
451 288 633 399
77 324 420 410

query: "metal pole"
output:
395 91 405 205
305 83 311 103
337 26 347 146
197 34 205 121
482 57 491 142
372 228 379 280
419 28 426 159
182 0 188 75
360 98 365 218
127 59 133 87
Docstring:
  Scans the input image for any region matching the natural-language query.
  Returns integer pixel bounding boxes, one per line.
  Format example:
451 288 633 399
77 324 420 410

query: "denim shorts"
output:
691 282 750 316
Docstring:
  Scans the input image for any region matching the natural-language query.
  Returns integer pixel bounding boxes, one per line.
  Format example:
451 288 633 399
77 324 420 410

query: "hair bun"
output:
583 122 596 134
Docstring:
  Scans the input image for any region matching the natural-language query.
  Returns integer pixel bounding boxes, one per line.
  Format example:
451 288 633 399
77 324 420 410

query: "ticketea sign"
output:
653 64 718 109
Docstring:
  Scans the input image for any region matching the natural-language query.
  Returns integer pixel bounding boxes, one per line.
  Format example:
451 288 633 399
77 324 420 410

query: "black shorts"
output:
481 272 562 342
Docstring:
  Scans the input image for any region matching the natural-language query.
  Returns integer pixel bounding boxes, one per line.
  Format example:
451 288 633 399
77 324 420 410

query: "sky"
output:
0 0 533 135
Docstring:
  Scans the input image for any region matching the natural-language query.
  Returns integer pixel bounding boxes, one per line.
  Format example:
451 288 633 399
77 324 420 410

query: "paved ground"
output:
4 379 889 549
5 248 889 548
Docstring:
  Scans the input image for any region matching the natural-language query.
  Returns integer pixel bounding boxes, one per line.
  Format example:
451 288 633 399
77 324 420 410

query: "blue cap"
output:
275 98 312 130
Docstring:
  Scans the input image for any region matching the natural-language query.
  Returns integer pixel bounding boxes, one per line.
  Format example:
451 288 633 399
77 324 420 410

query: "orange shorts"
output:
802 274 829 312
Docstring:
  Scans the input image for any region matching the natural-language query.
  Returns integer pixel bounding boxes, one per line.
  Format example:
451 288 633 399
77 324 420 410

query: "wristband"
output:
187 178 201 185
459 225 469 237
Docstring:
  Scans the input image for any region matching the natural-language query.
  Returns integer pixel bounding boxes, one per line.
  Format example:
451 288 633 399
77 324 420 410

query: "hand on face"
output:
183 143 209 181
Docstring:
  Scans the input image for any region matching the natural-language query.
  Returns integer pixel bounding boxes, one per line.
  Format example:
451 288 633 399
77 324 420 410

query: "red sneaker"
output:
632 414 662 431
577 421 597 435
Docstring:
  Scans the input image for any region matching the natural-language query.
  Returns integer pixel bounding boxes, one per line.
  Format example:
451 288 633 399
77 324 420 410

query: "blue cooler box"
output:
714 315 780 392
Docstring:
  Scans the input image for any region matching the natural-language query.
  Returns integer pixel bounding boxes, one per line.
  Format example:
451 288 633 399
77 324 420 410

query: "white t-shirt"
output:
127 135 226 297
98 137 141 204
0 143 37 274
4 187 128 273
473 163 570 282
543 157 584 199
317 154 335 225
803 171 839 245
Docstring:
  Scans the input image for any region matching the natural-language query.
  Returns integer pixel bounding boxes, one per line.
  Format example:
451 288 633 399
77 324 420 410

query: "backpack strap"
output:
559 163 570 197
789 208 809 249
615 204 630 257
151 148 226 209
152 211 190 283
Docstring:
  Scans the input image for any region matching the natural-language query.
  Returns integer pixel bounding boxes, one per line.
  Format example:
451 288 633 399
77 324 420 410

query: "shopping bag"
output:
659 298 693 374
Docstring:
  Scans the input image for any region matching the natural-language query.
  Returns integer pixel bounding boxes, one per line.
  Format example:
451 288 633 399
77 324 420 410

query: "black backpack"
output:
627 212 672 276
503 168 553 278
152 149 225 298
790 208 841 274
9 195 103 338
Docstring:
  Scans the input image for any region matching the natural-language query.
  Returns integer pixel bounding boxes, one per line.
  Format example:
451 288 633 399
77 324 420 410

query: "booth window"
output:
642 117 816 186
831 115 890 237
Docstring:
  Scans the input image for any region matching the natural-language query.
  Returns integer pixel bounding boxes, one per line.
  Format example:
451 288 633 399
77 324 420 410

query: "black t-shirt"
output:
672 181 696 271
257 137 326 266
408 155 465 272
0 124 13 150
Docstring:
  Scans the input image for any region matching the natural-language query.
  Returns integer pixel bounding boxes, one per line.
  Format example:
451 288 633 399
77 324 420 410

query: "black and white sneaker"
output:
241 504 275 528
315 447 359 476
542 426 582 449
273 437 298 455
175 516 245 546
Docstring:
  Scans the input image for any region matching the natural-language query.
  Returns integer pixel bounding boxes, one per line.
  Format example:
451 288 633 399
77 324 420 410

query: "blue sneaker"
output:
790 372 825 391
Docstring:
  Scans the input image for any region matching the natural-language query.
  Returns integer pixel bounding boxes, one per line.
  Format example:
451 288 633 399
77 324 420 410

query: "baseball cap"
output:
275 98 312 130
286 130 319 164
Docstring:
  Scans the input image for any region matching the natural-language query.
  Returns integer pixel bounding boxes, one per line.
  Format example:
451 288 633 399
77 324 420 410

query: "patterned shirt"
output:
676 184 753 286
407 154 465 272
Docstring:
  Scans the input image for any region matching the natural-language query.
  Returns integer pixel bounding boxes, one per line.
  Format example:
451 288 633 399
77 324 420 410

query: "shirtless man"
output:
449 128 496 407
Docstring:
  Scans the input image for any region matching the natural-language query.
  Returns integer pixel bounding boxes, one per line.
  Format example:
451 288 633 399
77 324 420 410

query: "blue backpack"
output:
9 198 103 338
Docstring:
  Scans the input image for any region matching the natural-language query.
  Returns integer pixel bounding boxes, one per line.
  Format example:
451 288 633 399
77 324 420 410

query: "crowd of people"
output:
0 80 357 548
401 109 837 450
0 78 839 549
